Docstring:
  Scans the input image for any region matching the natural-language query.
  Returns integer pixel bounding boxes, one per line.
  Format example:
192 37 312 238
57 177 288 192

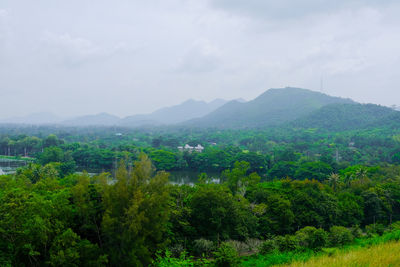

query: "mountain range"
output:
183 87 355 128
1 87 398 131
1 99 228 127
119 99 227 127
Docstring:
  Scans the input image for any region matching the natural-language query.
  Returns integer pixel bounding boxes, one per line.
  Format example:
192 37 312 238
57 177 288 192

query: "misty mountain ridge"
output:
62 113 121 126
119 98 227 126
2 98 228 126
184 87 355 128
2 87 398 131
0 112 64 125
291 103 400 131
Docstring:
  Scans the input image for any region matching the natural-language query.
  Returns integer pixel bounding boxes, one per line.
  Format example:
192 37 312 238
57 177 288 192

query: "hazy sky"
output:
1 0 400 119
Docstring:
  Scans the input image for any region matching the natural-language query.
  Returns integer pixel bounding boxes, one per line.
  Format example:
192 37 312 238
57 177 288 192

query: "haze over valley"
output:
2 1 400 266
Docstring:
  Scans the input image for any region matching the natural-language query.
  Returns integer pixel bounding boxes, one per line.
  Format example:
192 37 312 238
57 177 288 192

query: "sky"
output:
1 0 400 119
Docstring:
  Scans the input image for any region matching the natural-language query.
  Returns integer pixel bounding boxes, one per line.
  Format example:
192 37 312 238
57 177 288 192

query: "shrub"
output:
245 238 263 253
366 223 385 236
213 242 240 267
259 239 277 255
351 225 363 238
226 240 249 255
329 226 354 246
169 244 185 257
275 235 299 252
321 247 339 257
153 250 210 267
295 226 328 250
193 239 215 257
391 221 400 231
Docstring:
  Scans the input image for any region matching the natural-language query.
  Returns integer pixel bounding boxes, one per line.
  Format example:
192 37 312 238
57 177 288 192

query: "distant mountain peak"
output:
183 87 355 128
62 113 120 126
0 112 63 124
119 98 227 127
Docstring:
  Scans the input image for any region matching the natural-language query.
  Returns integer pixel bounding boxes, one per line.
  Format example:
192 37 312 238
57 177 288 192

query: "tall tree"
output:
101 154 170 266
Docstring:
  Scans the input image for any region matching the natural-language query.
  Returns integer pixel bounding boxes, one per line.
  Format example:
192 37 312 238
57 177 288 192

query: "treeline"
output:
0 155 169 266
2 126 400 178
2 155 400 266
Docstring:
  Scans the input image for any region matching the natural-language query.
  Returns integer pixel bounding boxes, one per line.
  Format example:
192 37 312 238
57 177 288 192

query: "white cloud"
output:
39 31 126 67
208 0 398 20
0 0 400 119
175 39 221 73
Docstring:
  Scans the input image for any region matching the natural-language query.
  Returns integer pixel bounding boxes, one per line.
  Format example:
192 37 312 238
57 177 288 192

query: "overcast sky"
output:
1 0 400 119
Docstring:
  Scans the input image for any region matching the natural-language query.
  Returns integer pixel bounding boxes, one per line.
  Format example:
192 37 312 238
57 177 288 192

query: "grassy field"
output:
241 230 400 267
283 241 400 267
0 155 34 161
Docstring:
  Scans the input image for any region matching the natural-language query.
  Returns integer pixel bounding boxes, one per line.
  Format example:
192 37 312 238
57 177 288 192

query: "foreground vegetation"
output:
241 228 400 267
2 122 400 266
284 241 400 267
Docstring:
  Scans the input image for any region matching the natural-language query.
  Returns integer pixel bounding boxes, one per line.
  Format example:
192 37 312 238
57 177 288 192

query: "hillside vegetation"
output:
292 103 399 131
186 87 354 128
283 241 400 267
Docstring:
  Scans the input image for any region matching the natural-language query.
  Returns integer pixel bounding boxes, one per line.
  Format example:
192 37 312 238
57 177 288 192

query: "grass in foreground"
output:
0 155 34 161
241 230 400 267
283 241 400 267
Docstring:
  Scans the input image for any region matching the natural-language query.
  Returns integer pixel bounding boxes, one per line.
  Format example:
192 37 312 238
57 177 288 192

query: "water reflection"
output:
0 158 28 175
169 171 220 185
0 162 221 186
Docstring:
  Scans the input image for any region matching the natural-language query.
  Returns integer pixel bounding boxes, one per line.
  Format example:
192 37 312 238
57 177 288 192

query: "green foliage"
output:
268 161 296 179
222 161 260 196
213 242 240 267
4 112 400 266
190 184 257 241
101 154 171 266
275 235 299 252
294 161 333 181
259 239 277 255
48 228 106 267
241 230 400 267
293 103 398 131
39 146 64 164
329 226 354 246
295 226 328 250
153 250 210 267
150 150 177 170
192 239 215 257
190 87 354 128
365 223 386 236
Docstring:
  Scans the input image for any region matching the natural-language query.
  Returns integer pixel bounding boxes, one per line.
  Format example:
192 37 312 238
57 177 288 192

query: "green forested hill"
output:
184 87 354 128
291 103 400 131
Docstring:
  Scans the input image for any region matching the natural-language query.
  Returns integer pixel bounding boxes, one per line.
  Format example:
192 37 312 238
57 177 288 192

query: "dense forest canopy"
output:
2 89 400 266
1 117 400 266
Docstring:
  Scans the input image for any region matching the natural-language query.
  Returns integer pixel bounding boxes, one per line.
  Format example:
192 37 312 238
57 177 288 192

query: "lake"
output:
169 170 220 185
0 161 220 186
0 158 29 175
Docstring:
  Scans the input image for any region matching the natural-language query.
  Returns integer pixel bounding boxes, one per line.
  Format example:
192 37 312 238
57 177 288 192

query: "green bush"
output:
259 239 277 255
390 221 400 230
153 250 210 267
193 239 215 257
351 225 363 238
295 226 328 250
169 244 185 257
226 240 249 255
245 238 263 253
275 235 299 252
365 223 385 236
213 242 240 267
329 226 354 246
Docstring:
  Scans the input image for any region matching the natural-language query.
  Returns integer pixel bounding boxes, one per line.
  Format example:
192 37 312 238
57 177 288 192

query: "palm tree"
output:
327 173 340 192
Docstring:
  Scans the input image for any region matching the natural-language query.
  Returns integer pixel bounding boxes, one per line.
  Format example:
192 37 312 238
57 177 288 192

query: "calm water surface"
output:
0 158 29 174
0 162 220 186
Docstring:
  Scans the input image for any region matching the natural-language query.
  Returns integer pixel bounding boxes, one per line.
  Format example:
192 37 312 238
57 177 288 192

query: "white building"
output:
178 144 204 153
